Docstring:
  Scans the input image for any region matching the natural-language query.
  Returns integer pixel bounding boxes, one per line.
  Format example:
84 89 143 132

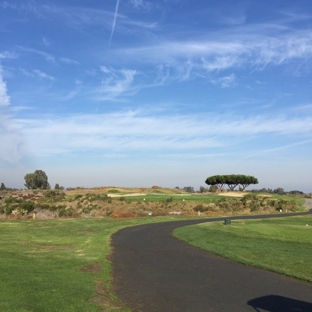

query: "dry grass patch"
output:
111 211 138 218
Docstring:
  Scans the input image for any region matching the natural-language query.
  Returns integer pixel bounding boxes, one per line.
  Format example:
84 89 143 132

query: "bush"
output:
165 197 173 203
19 201 35 213
4 197 20 204
59 206 75 217
193 204 206 212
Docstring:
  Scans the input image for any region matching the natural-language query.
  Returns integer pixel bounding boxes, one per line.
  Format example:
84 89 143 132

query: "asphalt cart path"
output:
111 201 312 312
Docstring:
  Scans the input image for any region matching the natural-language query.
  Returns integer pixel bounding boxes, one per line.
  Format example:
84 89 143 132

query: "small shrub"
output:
11 208 28 216
193 204 206 212
165 197 173 203
35 203 50 210
59 206 75 217
74 194 83 200
5 197 20 204
19 201 35 213
250 203 260 212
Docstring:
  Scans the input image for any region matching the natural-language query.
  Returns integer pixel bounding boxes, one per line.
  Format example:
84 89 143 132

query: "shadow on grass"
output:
248 295 312 312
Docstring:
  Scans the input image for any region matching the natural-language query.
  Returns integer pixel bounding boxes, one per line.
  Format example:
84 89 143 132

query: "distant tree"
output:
54 183 64 190
24 170 50 190
0 183 6 190
205 174 258 191
209 185 218 192
183 186 194 193
199 186 209 193
55 183 60 190
274 188 285 195
288 190 304 195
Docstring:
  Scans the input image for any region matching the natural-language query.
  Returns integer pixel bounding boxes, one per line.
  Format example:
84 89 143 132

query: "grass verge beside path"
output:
173 216 312 283
0 216 191 312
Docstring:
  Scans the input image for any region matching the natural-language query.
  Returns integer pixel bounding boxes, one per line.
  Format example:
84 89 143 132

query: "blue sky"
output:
1 0 312 191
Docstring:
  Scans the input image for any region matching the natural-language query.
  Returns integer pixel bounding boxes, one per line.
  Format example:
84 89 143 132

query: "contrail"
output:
109 0 120 47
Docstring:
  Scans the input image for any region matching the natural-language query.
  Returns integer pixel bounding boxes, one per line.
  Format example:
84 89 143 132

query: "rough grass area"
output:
0 217 188 312
173 216 312 282
0 187 306 219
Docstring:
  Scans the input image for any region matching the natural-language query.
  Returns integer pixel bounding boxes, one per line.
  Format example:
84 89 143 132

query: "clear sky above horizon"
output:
1 0 312 192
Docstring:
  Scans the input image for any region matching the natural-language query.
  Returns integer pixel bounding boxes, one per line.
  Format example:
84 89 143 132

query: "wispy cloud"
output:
33 69 55 81
0 66 23 163
245 139 312 159
1 110 309 163
211 73 236 88
19 68 55 81
129 0 154 11
18 46 56 63
0 51 17 59
59 57 79 65
112 29 312 81
292 103 312 112
97 66 138 100
42 37 51 47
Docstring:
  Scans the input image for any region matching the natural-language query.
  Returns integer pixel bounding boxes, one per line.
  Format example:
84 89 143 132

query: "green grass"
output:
0 216 191 312
107 189 120 194
173 216 312 282
1 201 309 311
112 193 223 202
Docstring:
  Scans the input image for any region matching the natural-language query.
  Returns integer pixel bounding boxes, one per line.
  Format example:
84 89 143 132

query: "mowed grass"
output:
0 217 188 312
173 216 312 282
114 193 228 202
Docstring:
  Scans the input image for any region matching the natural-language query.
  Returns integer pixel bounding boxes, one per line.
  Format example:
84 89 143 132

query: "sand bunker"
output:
108 193 146 198
218 192 246 197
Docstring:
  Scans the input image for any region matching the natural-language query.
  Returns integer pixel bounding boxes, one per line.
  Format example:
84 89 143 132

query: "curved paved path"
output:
111 201 312 312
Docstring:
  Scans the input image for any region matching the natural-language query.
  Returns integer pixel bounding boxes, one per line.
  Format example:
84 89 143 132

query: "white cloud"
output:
0 51 17 59
130 0 143 8
244 139 312 159
98 66 138 100
112 29 312 80
0 66 24 163
129 0 154 11
211 74 236 88
18 46 56 63
3 111 309 162
42 37 51 47
59 57 79 65
0 129 22 163
20 68 54 81
33 69 55 81
0 66 10 107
